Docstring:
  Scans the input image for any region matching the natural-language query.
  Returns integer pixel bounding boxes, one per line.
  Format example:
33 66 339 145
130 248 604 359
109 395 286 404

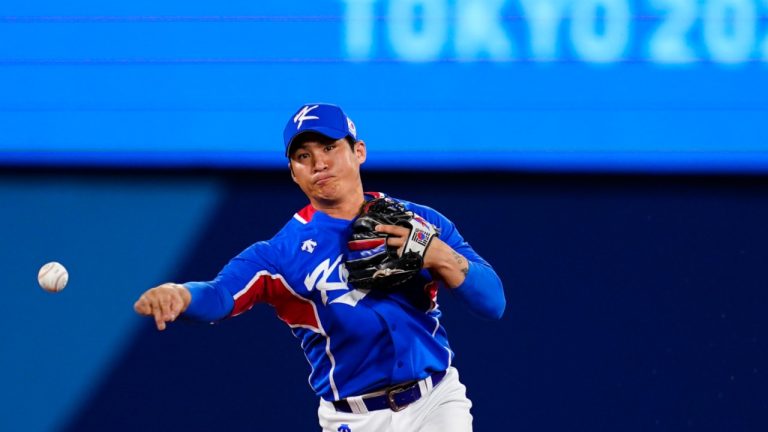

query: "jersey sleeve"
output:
182 241 281 322
407 201 506 320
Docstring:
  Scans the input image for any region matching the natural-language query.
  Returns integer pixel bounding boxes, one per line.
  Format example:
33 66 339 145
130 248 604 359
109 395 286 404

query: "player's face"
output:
289 138 367 204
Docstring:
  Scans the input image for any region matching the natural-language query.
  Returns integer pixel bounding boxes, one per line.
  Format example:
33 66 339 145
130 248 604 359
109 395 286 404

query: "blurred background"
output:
1 0 767 430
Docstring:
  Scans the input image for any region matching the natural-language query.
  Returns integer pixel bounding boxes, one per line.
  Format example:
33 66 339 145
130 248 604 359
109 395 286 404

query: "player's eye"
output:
324 144 336 152
296 152 310 160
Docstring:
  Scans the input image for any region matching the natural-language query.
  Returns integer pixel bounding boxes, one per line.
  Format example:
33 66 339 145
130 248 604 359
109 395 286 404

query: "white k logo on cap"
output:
294 105 320 129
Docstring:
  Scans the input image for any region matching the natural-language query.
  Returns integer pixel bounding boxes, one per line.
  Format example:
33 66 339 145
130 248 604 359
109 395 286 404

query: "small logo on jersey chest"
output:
338 425 351 432
301 239 317 253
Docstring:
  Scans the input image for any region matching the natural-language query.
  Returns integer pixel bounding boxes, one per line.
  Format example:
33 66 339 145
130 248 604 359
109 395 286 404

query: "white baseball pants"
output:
318 367 473 432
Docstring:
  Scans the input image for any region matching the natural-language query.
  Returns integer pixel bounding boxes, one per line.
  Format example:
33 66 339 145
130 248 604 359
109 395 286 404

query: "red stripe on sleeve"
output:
231 273 320 332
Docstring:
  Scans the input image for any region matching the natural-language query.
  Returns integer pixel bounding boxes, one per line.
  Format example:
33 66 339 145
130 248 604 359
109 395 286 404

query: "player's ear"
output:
354 140 367 164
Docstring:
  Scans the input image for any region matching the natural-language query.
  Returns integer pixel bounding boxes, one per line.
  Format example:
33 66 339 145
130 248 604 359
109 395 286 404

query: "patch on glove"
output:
346 197 439 290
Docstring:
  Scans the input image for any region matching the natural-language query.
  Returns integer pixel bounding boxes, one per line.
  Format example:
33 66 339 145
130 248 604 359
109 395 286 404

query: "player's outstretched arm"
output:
134 283 192 331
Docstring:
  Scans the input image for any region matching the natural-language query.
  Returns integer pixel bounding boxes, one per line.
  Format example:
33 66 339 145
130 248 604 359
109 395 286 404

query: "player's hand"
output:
373 224 409 256
133 283 192 331
374 223 449 267
374 224 468 287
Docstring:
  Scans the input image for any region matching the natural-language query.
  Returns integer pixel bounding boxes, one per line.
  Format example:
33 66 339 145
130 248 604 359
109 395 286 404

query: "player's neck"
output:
310 190 365 220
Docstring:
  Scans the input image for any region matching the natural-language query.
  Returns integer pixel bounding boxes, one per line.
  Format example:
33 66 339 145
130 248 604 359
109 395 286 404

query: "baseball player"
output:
134 103 506 432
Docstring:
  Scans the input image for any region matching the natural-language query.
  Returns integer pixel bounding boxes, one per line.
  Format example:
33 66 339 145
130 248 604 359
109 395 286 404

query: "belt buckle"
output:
385 381 417 412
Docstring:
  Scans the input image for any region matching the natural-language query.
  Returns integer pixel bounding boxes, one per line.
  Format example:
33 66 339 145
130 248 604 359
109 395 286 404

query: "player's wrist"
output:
425 240 457 269
424 242 469 288
170 283 192 312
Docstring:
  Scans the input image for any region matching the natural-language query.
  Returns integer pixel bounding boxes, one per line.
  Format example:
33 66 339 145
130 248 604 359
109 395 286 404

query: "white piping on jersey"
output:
296 331 318 393
325 334 340 400
431 315 441 337
431 312 453 366
293 213 308 224
234 270 340 400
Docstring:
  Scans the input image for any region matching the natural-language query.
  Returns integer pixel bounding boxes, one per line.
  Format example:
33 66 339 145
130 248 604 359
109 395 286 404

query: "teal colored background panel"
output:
0 175 222 432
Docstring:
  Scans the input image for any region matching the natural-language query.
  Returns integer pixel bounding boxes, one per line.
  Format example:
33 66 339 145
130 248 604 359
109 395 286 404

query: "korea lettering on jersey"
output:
184 193 497 401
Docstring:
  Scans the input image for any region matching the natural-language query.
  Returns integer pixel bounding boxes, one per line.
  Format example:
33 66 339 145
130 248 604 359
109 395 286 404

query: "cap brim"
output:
286 127 350 156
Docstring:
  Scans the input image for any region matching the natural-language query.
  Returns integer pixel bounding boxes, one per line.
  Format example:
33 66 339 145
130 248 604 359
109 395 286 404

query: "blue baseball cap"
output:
283 103 358 156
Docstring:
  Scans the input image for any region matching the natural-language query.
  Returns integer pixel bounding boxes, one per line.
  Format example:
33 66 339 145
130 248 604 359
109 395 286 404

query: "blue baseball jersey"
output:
183 193 505 401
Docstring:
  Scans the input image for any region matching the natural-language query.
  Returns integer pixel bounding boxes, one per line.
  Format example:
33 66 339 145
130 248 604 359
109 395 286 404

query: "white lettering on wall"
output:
571 0 632 63
342 0 379 60
704 0 756 63
648 0 697 63
339 0 768 64
388 0 448 61
520 0 569 60
455 0 514 60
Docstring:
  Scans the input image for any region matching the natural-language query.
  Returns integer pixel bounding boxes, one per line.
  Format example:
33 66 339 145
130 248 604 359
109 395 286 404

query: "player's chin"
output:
313 176 342 195
313 181 341 199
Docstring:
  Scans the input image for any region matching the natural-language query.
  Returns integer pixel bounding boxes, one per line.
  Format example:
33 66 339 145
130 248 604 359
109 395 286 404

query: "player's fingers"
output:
168 294 181 321
133 297 149 315
150 302 168 331
158 294 174 321
135 296 156 316
375 224 408 237
384 235 405 249
155 313 167 331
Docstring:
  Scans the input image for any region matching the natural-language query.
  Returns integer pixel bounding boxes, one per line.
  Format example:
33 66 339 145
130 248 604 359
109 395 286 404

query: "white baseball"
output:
38 261 69 293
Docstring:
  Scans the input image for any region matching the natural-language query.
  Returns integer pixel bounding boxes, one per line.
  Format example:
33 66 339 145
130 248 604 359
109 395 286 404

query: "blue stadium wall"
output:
1 170 766 431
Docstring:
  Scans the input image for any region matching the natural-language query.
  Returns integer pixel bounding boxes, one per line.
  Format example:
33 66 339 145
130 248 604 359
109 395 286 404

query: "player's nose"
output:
312 153 330 171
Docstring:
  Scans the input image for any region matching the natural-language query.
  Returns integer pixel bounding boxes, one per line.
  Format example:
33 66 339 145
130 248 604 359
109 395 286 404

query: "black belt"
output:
332 370 447 413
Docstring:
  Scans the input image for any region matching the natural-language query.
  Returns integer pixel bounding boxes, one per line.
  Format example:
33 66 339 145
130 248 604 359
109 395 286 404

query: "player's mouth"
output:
314 175 335 186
